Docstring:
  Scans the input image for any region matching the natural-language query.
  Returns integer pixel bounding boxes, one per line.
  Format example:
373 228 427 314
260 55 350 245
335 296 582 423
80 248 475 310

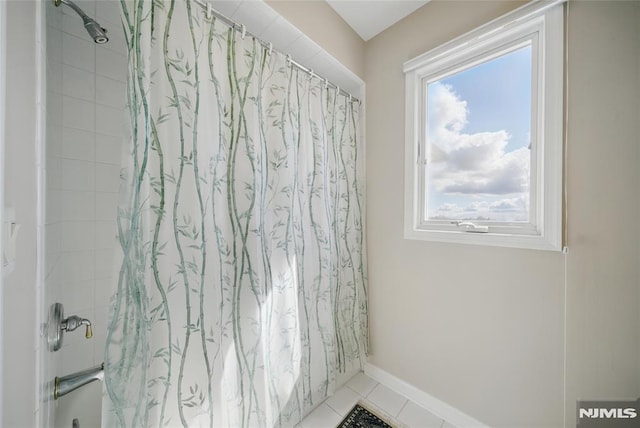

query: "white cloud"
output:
427 82 529 196
437 202 458 212
431 197 529 222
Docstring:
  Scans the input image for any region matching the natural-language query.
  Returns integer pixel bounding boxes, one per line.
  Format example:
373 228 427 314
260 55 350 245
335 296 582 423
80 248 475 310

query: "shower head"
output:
54 0 109 44
83 17 109 44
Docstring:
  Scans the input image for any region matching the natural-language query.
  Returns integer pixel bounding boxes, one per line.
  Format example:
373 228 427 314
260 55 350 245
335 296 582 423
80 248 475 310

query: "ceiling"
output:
326 0 430 41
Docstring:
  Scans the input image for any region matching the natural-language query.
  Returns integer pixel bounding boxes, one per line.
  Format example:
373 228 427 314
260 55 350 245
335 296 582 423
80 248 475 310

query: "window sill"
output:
404 227 562 252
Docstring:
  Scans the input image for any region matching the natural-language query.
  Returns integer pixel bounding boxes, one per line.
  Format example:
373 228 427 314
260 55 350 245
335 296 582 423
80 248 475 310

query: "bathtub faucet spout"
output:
54 363 104 399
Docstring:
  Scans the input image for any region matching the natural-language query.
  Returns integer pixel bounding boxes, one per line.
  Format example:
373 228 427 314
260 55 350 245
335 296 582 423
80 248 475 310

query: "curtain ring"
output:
324 78 328 90
206 3 212 20
240 24 246 39
286 54 291 66
267 42 273 56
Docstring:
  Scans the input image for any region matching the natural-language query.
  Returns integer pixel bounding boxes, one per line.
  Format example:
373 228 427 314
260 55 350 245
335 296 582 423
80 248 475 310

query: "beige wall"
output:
564 1 640 427
365 0 639 427
265 0 365 79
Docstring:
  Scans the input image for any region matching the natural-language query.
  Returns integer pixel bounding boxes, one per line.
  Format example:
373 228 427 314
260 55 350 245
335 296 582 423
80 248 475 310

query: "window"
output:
404 1 564 251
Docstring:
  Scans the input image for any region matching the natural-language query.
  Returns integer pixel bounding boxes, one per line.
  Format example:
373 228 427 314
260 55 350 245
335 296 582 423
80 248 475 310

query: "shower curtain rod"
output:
191 0 361 104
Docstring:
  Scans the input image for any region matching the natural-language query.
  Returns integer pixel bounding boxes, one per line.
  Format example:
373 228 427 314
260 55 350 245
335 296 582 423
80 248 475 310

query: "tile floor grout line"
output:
365 382 379 398
395 400 409 418
301 373 459 428
396 398 409 419
345 384 360 398
325 399 345 417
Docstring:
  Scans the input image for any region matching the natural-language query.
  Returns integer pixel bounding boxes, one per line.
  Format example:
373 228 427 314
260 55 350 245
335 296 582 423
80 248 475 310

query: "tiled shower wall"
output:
45 0 126 425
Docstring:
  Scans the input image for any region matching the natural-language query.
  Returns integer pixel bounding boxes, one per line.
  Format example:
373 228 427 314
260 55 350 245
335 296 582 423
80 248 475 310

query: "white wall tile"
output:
261 16 302 52
61 191 95 221
46 157 63 190
59 340 94 375
48 59 63 94
46 189 63 224
287 37 322 65
211 0 243 18
60 0 95 18
45 248 61 283
96 48 127 81
95 162 121 192
46 1 126 426
92 304 110 364
62 64 96 102
60 279 95 314
233 1 279 38
95 249 115 279
61 159 95 191
95 192 119 221
96 75 126 108
45 223 63 256
47 3 63 30
62 127 95 161
55 377 102 428
47 125 63 158
103 25 127 56
95 0 121 26
62 33 95 72
94 301 110 325
63 96 95 132
95 104 125 137
47 25 63 60
58 251 95 282
95 220 117 250
94 279 114 314
62 11 91 41
48 92 63 129
61 221 95 251
95 133 122 165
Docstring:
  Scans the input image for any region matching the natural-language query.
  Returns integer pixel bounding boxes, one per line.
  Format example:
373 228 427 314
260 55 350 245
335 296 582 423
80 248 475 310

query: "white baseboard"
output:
363 363 490 428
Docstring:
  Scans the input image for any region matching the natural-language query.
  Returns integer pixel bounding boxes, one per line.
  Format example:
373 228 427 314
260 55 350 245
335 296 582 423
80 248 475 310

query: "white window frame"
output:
403 0 564 251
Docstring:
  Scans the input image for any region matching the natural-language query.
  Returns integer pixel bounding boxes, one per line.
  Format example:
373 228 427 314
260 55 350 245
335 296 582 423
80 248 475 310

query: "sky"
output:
426 44 532 222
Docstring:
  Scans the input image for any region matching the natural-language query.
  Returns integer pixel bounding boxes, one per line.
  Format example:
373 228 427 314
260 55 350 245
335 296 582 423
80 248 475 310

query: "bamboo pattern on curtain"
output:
103 1 367 427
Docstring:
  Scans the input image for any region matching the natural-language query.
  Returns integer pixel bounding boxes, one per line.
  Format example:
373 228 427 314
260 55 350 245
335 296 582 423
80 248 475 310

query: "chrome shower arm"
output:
54 0 109 44
56 0 90 21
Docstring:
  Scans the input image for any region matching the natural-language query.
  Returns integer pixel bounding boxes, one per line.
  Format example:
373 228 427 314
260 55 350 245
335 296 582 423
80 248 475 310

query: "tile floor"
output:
297 373 456 428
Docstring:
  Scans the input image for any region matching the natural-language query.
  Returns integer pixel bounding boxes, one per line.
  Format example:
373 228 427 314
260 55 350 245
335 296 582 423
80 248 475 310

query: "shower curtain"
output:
103 1 367 427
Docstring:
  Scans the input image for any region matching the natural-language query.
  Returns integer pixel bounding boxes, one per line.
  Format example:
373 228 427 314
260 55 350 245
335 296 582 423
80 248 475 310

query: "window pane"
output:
426 45 532 222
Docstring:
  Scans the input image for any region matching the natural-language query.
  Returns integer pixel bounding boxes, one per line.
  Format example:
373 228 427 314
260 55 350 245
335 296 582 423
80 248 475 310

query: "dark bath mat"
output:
337 403 394 428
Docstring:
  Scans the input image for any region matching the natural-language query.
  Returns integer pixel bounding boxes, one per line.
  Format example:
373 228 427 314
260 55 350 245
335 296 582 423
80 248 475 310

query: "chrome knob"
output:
61 315 93 338
47 303 93 351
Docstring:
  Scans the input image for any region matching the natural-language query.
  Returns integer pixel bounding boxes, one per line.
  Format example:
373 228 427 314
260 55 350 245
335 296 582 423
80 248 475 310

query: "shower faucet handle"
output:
48 303 93 351
61 315 93 339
